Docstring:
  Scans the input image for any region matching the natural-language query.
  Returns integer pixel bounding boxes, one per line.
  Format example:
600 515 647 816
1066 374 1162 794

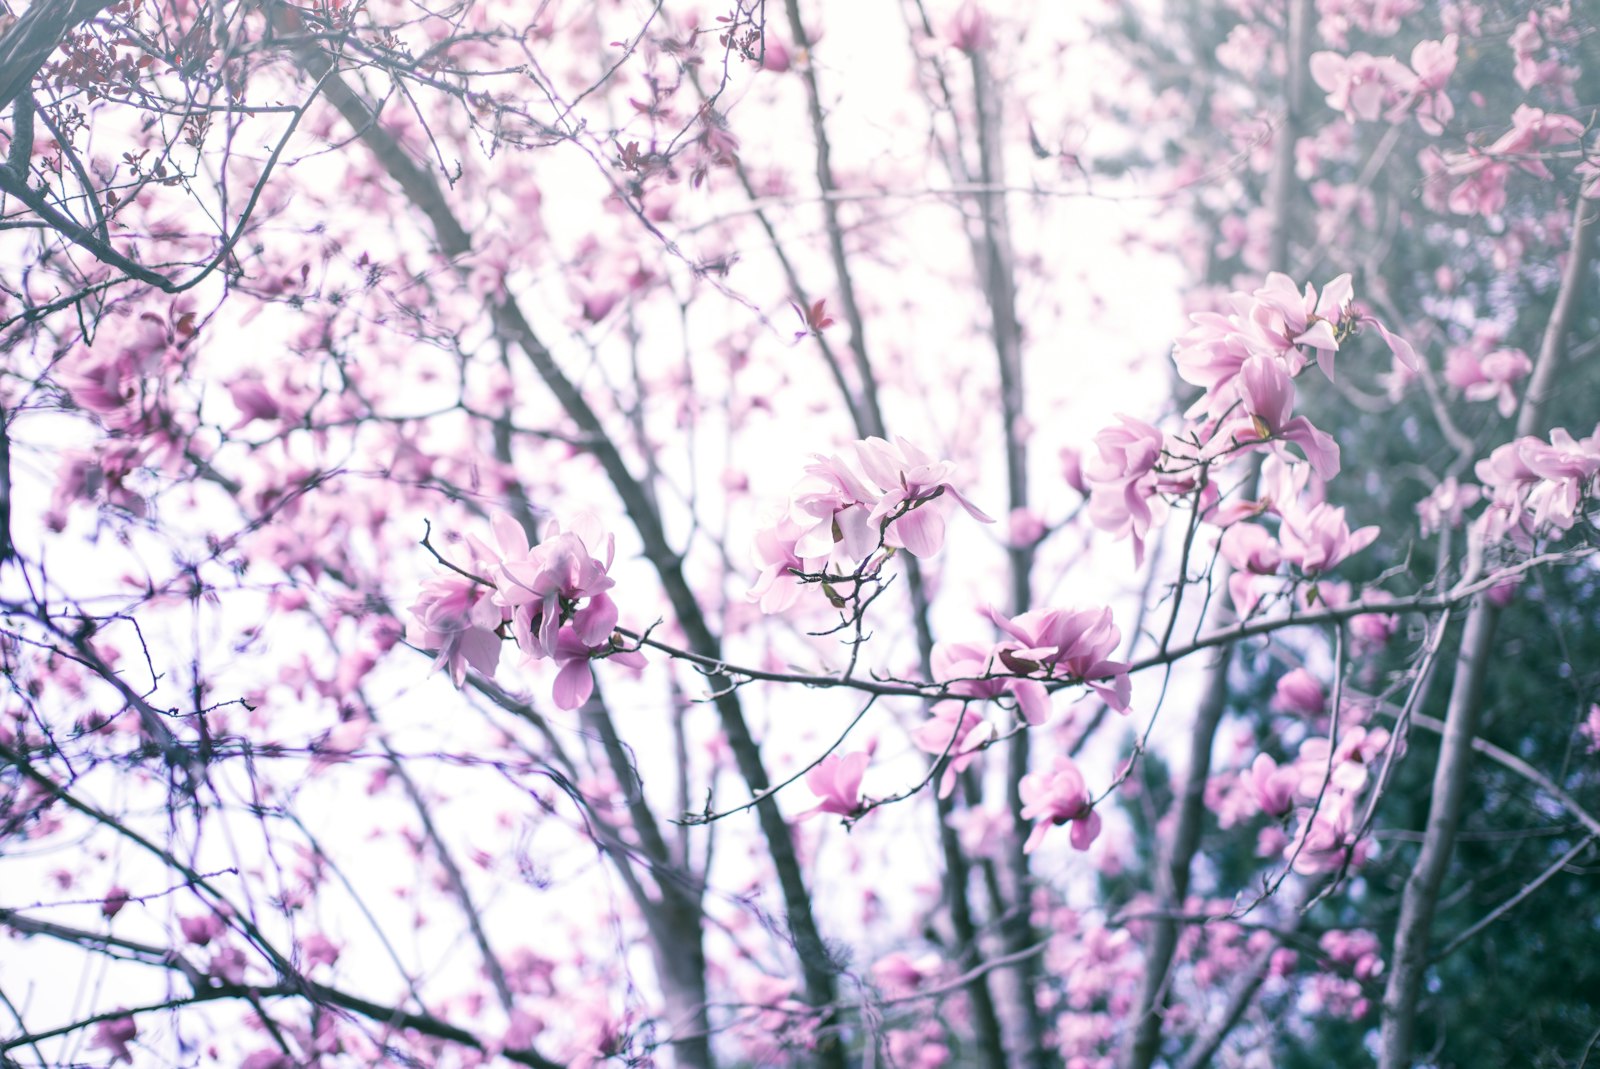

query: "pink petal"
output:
552 659 594 710
890 506 946 558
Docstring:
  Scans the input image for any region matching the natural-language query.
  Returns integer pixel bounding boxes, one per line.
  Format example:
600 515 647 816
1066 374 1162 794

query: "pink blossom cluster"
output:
1307 929 1384 1020
1218 462 1380 617
408 513 643 708
1085 273 1411 570
1309 35 1457 136
1279 724 1392 875
927 602 1131 738
1474 425 1600 549
1444 333 1532 417
1419 105 1586 218
749 436 993 613
1210 709 1391 879
1509 5 1583 99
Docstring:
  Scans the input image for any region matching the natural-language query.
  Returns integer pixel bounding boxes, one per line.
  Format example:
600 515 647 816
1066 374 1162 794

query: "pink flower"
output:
1578 705 1600 754
855 436 994 557
1417 476 1481 537
1278 502 1378 577
1403 35 1458 135
179 912 226 946
1309 50 1411 125
911 701 995 797
1085 415 1167 564
872 951 940 996
1449 347 1532 417
1019 756 1100 853
1233 355 1341 478
784 436 992 564
101 886 131 919
225 373 283 428
491 516 617 661
407 571 504 686
987 605 1131 714
748 513 810 614
1286 792 1367 874
1248 754 1298 817
801 752 869 820
1219 522 1282 575
1271 668 1327 717
240 1051 297 1069
945 0 991 52
547 621 646 711
92 1017 138 1064
302 932 340 969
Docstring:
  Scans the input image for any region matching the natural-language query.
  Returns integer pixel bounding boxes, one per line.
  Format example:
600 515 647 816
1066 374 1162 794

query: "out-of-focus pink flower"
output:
1271 668 1327 717
92 1017 139 1064
1417 476 1482 537
1309 50 1411 124
801 752 869 820
1085 415 1167 564
1249 754 1298 817
180 912 226 946
912 701 995 797
1020 756 1100 853
101 886 131 919
872 951 941 996
1286 793 1368 874
302 932 340 970
1578 704 1600 754
1404 35 1457 134
1447 346 1532 417
407 571 504 686
1220 523 1282 576
945 0 991 52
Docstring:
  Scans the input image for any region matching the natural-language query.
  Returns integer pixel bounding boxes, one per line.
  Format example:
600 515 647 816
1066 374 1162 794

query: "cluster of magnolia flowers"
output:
1081 274 1413 598
407 513 643 709
748 435 995 613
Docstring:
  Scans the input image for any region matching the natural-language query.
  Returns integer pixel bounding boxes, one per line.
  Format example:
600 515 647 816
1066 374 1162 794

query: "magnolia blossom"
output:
1578 705 1600 754
1278 501 1379 576
410 513 638 707
1476 427 1600 546
1417 476 1482 537
1085 415 1167 564
1446 346 1532 417
1271 667 1327 717
754 437 992 612
1248 753 1298 817
987 605 1132 715
1020 756 1101 854
801 752 869 820
1309 49 1412 124
911 701 995 797
1287 792 1368 874
407 571 503 686
92 1017 139 1064
1232 354 1341 478
932 639 1064 726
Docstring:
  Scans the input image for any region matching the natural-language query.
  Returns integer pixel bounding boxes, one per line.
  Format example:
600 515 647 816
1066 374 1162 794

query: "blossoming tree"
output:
1 1 1597 1068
